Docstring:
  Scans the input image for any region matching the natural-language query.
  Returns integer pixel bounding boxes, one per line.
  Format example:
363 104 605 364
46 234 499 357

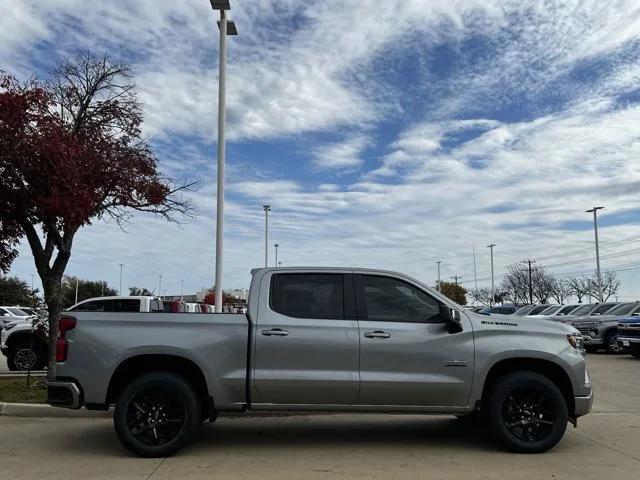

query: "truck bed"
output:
57 312 249 410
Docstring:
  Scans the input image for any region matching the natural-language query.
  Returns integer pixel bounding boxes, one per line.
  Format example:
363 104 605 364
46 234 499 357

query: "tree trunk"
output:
42 272 64 380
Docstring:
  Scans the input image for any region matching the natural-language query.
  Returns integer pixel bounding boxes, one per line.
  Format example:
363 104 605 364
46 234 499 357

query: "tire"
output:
604 331 625 355
584 346 598 354
7 342 44 371
630 347 640 358
114 372 202 457
487 371 568 453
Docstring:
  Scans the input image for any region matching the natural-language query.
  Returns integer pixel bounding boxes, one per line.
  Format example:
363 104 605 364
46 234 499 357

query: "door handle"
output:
261 328 289 337
364 331 391 339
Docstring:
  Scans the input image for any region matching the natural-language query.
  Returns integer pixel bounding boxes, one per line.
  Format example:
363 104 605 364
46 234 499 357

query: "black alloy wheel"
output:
488 371 568 453
114 372 202 457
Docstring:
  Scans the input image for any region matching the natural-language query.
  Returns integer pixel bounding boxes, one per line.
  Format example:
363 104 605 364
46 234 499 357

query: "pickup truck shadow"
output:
191 414 494 452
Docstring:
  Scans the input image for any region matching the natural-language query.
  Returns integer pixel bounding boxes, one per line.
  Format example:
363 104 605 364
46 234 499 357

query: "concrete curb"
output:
0 402 111 418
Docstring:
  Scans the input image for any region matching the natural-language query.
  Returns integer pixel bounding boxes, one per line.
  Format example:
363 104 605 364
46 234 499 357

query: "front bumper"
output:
47 380 82 409
582 335 603 346
574 390 594 417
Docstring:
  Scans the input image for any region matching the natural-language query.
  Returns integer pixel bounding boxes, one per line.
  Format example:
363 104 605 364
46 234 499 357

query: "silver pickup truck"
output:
48 267 592 457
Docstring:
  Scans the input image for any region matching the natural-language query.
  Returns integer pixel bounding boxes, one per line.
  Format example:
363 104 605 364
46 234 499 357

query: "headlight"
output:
568 334 584 350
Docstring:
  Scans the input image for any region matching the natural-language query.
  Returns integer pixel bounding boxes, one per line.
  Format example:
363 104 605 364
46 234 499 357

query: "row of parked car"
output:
466 301 640 357
0 296 247 371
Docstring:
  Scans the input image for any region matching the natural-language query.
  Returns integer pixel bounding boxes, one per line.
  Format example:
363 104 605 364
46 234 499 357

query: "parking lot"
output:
0 354 637 480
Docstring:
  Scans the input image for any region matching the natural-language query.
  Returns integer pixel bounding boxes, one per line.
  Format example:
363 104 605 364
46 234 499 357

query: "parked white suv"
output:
0 306 31 329
66 296 164 313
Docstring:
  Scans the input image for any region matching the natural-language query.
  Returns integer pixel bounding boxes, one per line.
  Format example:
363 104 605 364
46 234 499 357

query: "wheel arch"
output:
106 354 213 418
479 357 575 416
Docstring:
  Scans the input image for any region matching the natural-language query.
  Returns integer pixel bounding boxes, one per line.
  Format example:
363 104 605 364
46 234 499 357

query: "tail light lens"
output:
56 316 76 362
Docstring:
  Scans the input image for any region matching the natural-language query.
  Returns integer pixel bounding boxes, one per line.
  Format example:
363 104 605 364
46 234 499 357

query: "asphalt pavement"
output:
0 354 639 480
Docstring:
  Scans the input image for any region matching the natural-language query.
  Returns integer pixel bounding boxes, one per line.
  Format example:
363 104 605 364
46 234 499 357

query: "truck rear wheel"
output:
487 371 568 453
114 372 202 457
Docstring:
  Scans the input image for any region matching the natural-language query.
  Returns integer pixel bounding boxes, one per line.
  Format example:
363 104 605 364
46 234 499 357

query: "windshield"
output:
540 305 562 315
529 305 550 315
591 303 617 315
514 305 535 315
6 308 28 316
17 307 35 315
571 304 593 316
604 303 638 316
557 305 579 315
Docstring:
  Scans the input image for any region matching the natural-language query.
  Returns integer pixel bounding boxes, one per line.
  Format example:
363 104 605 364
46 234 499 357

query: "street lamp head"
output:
487 243 496 248
274 243 279 248
263 204 271 212
210 0 230 10
217 19 238 35
586 206 605 213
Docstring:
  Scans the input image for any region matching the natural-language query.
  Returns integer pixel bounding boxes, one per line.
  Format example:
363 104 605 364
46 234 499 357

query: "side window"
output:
0 308 8 316
270 273 344 320
630 306 640 317
111 299 141 312
360 275 441 323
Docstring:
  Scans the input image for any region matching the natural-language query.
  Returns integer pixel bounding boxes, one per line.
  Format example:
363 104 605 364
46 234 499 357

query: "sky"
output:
3 0 640 300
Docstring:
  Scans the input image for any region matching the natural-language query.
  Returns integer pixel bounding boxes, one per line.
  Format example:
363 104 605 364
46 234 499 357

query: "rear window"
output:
270 273 344 320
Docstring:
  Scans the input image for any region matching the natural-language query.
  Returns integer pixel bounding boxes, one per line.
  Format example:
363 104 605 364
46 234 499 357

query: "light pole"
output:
278 261 282 268
180 280 184 300
119 264 125 296
451 275 462 286
75 277 79 304
586 206 604 302
436 261 442 292
263 205 271 267
158 274 163 298
523 259 535 304
487 244 496 305
210 0 238 314
31 274 35 290
274 243 279 267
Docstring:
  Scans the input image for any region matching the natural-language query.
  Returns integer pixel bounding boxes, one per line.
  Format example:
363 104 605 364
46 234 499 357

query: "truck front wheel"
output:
114 372 202 457
487 371 568 453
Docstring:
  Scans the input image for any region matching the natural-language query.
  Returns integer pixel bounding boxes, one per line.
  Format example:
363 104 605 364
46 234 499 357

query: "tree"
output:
566 276 590 303
203 288 234 305
0 276 40 306
61 276 117 308
437 281 467 305
502 263 555 305
470 287 493 306
0 54 193 377
588 271 621 301
129 286 153 296
549 277 572 304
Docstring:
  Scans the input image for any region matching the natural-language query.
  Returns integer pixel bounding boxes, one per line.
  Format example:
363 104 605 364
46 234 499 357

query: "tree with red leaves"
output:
0 54 193 376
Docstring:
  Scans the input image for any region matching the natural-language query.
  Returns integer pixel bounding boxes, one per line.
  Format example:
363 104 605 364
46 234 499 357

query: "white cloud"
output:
312 135 370 170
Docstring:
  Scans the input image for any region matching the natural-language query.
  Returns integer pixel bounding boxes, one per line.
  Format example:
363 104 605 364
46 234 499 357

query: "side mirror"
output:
441 304 463 334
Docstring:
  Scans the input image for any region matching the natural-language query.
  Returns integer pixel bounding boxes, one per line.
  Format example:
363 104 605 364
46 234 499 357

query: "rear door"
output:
355 273 474 408
252 271 359 405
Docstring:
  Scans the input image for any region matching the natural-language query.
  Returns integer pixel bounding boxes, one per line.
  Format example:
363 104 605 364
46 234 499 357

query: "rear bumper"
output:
47 380 82 409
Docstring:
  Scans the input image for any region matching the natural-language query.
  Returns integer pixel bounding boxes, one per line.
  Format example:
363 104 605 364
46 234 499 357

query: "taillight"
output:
56 316 76 362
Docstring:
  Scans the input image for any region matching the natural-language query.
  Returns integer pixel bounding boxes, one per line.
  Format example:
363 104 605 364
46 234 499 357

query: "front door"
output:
252 271 360 405
355 273 474 407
